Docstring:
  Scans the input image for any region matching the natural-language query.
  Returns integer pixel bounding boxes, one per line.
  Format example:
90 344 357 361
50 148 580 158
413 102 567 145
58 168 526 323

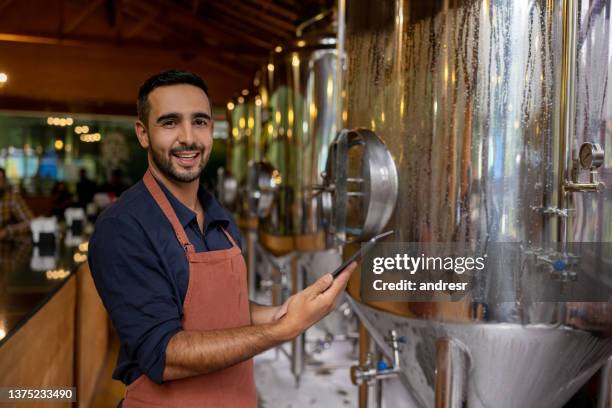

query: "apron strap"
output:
220 227 239 249
143 169 194 252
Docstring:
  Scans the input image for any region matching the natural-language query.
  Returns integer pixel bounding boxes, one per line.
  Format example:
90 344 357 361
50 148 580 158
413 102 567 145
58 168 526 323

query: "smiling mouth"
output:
172 151 201 166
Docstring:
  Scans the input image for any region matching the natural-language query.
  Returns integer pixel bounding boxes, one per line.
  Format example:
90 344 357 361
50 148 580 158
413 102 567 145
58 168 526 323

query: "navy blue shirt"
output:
88 177 243 387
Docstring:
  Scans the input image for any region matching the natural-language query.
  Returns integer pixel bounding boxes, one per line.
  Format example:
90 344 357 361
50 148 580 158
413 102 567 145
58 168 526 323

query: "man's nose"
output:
177 122 195 145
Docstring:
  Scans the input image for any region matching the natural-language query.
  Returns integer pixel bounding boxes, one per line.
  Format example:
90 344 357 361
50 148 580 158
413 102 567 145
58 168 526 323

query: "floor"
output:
90 318 359 408
255 323 358 408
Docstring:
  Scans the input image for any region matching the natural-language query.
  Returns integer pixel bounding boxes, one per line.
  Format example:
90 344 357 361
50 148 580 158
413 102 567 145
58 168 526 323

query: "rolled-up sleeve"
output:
88 216 182 384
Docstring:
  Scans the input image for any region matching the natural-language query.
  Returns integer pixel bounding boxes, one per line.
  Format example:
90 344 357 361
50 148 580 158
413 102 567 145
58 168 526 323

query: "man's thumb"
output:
306 273 333 296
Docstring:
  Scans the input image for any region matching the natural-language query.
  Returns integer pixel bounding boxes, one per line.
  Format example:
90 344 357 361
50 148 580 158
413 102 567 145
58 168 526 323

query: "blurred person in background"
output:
0 167 34 240
76 167 98 209
50 181 74 220
101 168 128 199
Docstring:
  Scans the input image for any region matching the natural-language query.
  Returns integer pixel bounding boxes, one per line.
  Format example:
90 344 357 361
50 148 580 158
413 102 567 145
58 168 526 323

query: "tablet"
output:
331 230 394 278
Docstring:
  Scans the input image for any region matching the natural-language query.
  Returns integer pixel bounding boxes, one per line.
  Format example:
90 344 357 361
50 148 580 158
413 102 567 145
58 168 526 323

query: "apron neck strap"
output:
220 227 239 249
143 169 193 252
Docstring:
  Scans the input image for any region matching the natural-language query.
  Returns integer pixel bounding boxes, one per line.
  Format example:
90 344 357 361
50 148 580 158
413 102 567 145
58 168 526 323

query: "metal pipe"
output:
290 256 305 387
435 337 470 408
558 0 578 245
296 9 334 37
358 321 370 408
371 342 383 408
277 345 292 360
335 0 346 131
564 181 606 192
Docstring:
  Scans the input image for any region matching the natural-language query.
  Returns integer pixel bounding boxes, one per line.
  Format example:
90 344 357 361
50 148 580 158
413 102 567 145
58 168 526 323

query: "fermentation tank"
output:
259 34 339 253
222 96 248 215
324 0 612 406
222 92 264 298
253 27 359 386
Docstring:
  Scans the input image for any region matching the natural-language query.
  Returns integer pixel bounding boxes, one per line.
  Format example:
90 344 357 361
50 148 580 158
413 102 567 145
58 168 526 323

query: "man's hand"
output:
272 295 294 321
249 301 285 325
271 261 357 341
0 228 8 240
163 261 357 381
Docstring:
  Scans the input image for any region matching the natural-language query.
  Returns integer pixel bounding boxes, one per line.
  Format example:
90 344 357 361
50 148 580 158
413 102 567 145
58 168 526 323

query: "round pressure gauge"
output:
579 142 605 169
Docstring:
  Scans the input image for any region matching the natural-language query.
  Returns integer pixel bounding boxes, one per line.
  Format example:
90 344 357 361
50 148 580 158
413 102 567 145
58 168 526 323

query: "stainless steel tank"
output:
245 69 279 221
225 91 266 299
224 92 264 220
253 26 355 388
224 96 247 215
326 0 612 406
259 34 339 253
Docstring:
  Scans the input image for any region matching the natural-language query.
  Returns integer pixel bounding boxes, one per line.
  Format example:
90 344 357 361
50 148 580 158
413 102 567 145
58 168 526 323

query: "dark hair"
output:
137 70 210 126
0 167 5 178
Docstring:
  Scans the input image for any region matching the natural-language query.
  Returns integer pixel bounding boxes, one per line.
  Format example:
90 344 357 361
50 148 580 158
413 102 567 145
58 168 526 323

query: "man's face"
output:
136 84 214 183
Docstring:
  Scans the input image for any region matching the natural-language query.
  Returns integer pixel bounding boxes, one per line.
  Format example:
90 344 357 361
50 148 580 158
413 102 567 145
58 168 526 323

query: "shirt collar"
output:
154 178 230 232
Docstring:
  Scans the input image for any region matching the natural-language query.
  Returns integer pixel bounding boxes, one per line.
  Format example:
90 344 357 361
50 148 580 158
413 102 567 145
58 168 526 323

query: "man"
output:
88 70 355 408
0 167 34 240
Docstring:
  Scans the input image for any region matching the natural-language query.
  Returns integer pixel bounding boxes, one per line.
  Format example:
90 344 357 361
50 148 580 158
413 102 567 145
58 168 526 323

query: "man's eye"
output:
162 120 176 128
194 119 208 127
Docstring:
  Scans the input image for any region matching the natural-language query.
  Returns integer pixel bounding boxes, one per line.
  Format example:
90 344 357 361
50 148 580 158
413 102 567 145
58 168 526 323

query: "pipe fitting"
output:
350 329 406 385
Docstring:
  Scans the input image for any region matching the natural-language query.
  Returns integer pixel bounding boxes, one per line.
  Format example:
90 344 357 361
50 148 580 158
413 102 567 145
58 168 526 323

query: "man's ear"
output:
135 120 150 149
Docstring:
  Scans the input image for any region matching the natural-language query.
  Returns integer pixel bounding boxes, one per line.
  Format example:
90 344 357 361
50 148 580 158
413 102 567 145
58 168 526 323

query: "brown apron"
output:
123 170 257 408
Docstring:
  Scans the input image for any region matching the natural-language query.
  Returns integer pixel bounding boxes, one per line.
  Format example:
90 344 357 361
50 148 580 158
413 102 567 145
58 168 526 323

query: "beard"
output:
149 143 207 183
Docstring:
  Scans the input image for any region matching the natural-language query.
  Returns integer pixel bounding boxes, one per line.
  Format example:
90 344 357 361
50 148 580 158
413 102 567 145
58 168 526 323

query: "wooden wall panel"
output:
76 263 108 408
0 276 76 408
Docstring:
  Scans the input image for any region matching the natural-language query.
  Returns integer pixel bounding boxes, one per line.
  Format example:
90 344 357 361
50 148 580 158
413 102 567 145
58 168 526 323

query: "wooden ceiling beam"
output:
57 0 65 35
121 2 216 46
110 0 125 40
134 0 273 50
0 31 262 63
194 12 279 54
0 0 14 14
64 0 105 34
119 6 265 63
220 1 296 33
195 55 251 82
0 32 84 47
123 8 160 39
242 0 297 22
207 2 292 41
276 0 299 7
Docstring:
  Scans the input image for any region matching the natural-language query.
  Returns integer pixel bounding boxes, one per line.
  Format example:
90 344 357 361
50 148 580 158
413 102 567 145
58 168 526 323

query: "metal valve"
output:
526 248 580 282
350 330 406 386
